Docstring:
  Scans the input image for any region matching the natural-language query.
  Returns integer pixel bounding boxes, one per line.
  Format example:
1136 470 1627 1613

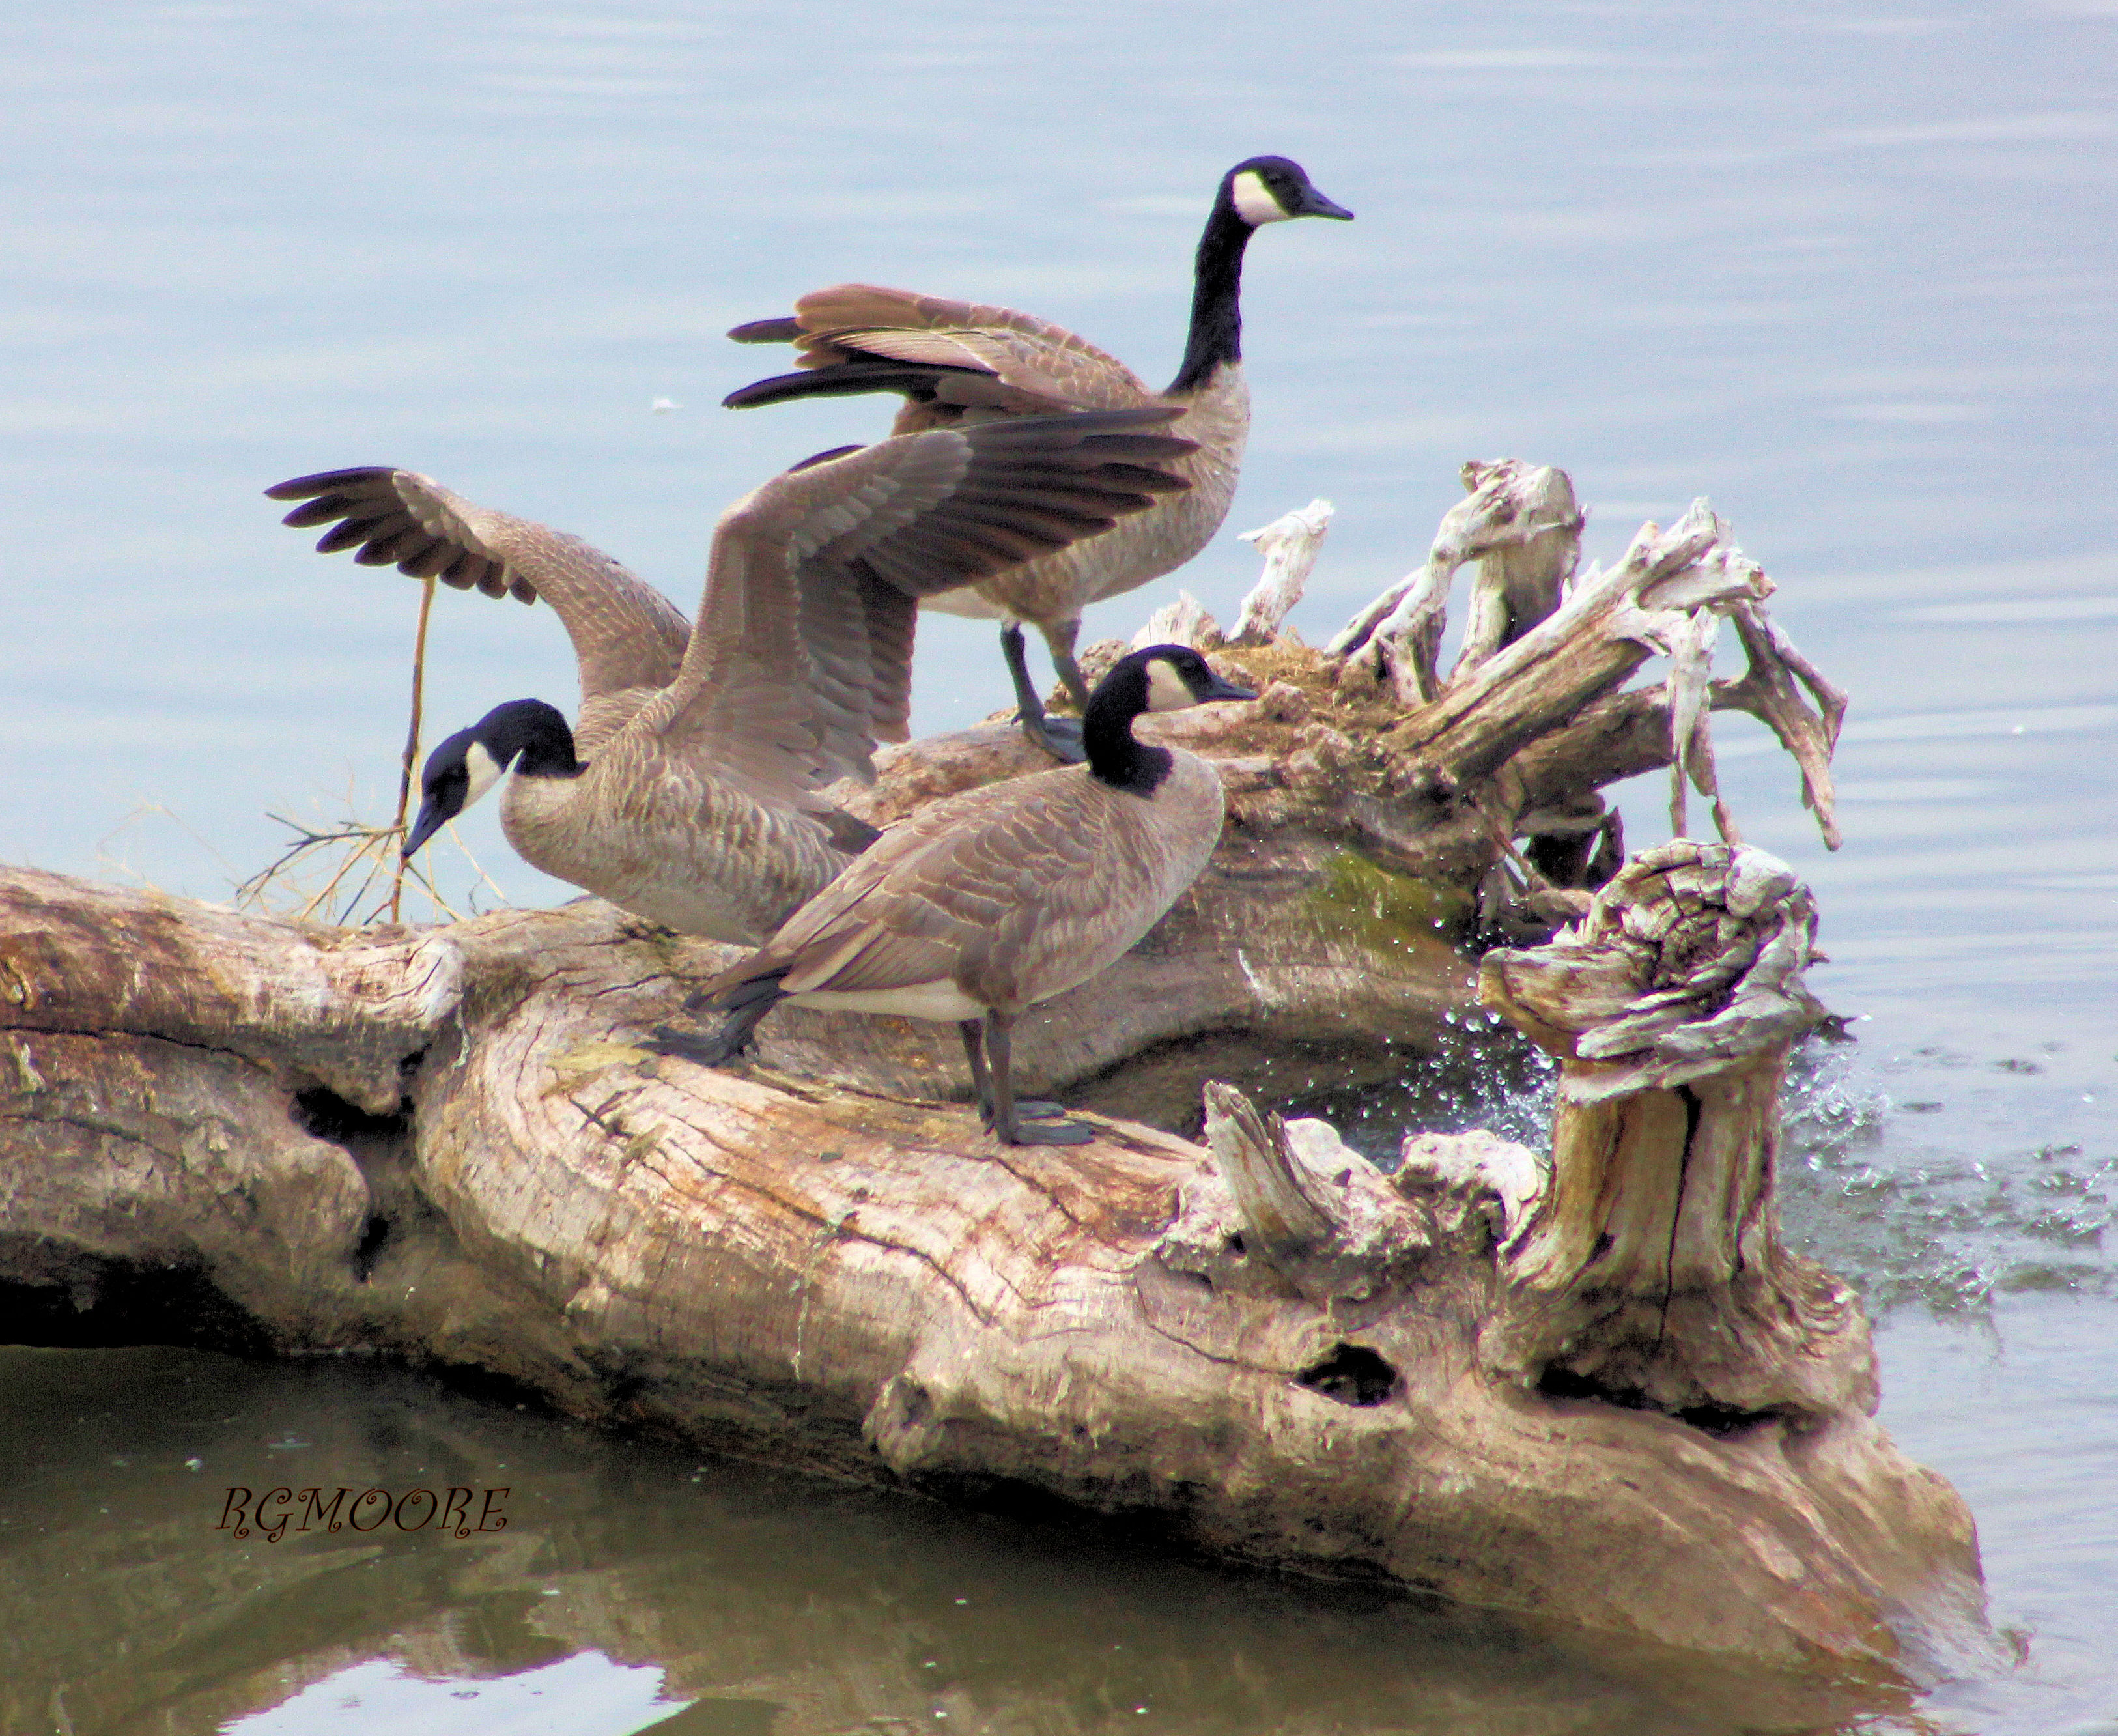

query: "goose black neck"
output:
1082 676 1173 797
1166 200 1254 396
485 698 582 780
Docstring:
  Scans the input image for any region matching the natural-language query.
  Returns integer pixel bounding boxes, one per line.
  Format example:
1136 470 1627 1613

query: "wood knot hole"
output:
1295 1343 1399 1407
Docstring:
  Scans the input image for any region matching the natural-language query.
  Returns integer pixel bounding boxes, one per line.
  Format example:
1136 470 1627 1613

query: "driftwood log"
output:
0 464 1975 1687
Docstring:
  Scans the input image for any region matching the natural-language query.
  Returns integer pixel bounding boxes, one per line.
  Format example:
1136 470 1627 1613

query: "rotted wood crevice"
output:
0 460 1982 1683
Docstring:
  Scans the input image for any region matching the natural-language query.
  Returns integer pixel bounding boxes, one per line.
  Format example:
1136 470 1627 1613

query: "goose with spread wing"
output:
266 410 1194 941
721 155 1351 760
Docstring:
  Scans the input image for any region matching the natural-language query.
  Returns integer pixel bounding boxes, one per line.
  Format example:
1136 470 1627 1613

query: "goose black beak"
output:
1203 675 1258 704
402 801 450 859
1296 188 1355 221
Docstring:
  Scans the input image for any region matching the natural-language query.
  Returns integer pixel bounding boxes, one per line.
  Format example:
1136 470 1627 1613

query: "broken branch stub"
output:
1477 840 1865 1419
1202 1078 1338 1259
1446 460 1583 682
1131 589 1223 651
1720 599 1848 849
1398 500 1769 793
1227 498 1332 647
1667 607 1740 845
1331 459 1581 707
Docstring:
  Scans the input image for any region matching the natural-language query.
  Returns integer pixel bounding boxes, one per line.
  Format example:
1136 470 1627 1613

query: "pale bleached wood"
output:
1332 459 1581 706
1447 461 1582 680
1227 498 1332 647
1389 500 1766 791
1723 598 1848 848
1203 1079 1338 1259
1478 839 1864 1419
0 868 460 1115
1322 468 1838 862
1131 589 1222 650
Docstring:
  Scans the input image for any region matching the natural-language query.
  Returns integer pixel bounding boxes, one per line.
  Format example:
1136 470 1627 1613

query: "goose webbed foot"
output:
644 1023 754 1067
657 979 788 1067
977 1098 1068 1128
1017 713 1085 763
1000 621 1087 763
971 1009 1096 1146
993 1111 1096 1146
959 1020 1069 1125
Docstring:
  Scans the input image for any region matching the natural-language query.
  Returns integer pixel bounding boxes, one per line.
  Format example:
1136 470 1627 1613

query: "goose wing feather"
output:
779 283 1154 413
650 412 1194 803
265 467 692 714
714 768 1136 1010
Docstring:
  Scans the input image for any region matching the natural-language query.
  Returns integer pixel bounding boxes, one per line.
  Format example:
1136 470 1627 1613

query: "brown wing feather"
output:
648 412 1194 803
699 754 1222 1011
266 468 692 710
714 768 1103 1000
780 283 1155 414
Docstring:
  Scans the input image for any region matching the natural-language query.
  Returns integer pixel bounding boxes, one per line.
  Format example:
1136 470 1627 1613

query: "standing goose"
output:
666 645 1254 1146
721 154 1351 759
266 410 1195 941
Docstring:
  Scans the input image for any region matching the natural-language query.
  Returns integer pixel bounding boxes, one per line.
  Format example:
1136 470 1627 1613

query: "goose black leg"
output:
959 1018 991 1111
1041 616 1095 716
960 1019 1065 1125
649 980 787 1066
1001 623 1084 763
983 1010 1093 1146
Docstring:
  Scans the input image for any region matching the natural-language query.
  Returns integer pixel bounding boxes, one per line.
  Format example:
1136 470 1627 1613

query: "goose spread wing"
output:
653 412 1196 803
266 468 692 708
739 283 1153 415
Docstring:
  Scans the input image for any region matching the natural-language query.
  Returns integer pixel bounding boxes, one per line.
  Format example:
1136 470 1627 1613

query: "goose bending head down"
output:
268 408 1196 941
657 644 1256 1146
722 155 1351 761
403 698 574 857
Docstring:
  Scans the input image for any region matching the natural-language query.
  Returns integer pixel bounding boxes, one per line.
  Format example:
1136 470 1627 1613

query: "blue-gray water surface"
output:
3 2 2114 1731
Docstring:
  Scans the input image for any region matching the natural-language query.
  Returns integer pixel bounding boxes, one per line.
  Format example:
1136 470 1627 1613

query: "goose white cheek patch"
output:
1230 171 1290 226
462 741 507 806
1145 660 1199 711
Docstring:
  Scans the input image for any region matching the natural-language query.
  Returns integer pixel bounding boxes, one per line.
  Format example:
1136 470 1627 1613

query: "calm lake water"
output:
3 1 2115 1731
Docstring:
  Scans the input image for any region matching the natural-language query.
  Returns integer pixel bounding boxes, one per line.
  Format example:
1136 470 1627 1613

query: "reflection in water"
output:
6 1345 1899 1736
228 1654 675 1736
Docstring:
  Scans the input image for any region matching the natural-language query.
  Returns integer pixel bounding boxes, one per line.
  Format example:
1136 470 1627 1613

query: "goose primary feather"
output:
721 155 1351 760
266 410 1195 941
662 644 1254 1145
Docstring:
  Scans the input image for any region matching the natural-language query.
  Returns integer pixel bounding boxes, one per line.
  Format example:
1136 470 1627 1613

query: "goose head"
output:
1101 644 1257 717
1222 156 1355 229
1081 644 1254 794
404 698 577 858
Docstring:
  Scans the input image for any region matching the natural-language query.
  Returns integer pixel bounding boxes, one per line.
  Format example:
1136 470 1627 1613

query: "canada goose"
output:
721 155 1351 760
661 644 1254 1145
266 410 1196 941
